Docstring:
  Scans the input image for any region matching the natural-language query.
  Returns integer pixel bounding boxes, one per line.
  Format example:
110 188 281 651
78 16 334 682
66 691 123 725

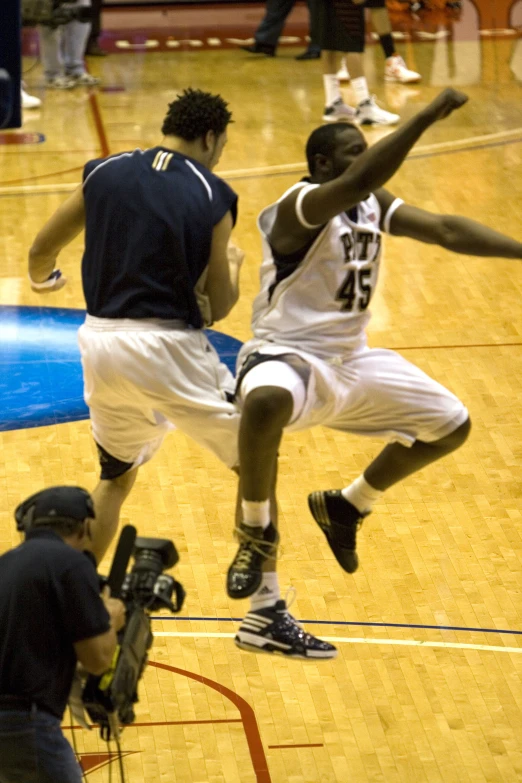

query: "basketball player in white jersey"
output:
226 88 522 659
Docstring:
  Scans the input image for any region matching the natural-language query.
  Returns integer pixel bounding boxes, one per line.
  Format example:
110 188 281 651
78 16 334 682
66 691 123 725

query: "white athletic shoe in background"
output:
336 57 351 81
21 88 41 109
384 55 421 84
322 98 357 123
355 97 400 126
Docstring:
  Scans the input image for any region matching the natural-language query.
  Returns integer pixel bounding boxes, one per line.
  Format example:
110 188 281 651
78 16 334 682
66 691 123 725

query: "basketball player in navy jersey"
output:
226 88 522 659
28 89 244 566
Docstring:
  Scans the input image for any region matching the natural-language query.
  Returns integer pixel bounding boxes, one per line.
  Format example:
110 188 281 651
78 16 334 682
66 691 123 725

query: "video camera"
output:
21 0 93 28
80 525 185 741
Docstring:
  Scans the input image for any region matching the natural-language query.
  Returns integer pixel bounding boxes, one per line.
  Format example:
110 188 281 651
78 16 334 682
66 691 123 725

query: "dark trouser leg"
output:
306 0 321 53
255 0 297 46
0 710 82 783
88 0 103 45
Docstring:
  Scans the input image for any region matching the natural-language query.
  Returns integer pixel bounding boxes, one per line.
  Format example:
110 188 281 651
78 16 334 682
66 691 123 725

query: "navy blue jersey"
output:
81 147 238 326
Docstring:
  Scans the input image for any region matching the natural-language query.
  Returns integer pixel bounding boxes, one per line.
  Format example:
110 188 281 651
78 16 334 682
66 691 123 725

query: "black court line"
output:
151 617 522 637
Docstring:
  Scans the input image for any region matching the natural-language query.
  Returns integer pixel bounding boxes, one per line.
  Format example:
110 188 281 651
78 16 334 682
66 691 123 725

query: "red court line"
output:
150 661 272 783
0 91 108 188
268 743 324 749
88 91 110 158
0 166 84 186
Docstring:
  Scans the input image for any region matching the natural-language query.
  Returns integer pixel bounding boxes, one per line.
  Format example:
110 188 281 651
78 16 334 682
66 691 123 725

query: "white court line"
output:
153 631 522 654
1 127 522 196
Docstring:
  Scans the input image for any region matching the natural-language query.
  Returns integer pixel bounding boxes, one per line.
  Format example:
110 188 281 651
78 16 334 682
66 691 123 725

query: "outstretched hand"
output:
227 242 245 268
425 88 469 121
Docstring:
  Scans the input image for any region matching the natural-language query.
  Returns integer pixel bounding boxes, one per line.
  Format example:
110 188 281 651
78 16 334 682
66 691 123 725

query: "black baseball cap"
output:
15 486 96 531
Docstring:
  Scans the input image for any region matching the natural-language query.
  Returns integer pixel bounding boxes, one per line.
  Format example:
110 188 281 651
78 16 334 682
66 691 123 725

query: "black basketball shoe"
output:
308 490 368 574
235 598 337 659
227 522 279 599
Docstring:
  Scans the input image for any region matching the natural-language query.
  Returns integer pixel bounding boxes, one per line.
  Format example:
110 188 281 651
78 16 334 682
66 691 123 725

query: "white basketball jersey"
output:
250 183 385 359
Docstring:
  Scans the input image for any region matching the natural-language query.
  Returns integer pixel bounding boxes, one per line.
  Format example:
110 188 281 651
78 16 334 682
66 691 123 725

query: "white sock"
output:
341 475 382 514
250 572 281 611
351 76 370 106
241 499 270 529
323 74 341 107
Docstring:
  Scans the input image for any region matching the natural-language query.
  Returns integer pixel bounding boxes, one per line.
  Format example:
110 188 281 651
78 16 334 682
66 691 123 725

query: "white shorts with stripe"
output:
237 340 468 446
78 316 240 471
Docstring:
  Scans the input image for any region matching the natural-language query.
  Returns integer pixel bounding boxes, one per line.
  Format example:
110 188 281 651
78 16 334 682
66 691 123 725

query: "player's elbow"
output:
436 215 460 249
209 288 239 322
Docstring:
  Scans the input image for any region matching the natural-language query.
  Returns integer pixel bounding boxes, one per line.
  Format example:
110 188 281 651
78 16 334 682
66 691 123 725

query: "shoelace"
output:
233 525 280 568
279 587 324 644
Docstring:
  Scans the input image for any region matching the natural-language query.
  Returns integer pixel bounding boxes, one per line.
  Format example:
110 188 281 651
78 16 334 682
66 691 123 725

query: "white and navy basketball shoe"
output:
384 55 421 84
227 522 279 599
308 490 369 573
235 598 337 660
354 97 399 127
322 98 357 123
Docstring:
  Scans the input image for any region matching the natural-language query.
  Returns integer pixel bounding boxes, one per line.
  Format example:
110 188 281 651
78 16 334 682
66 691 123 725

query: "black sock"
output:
379 33 396 59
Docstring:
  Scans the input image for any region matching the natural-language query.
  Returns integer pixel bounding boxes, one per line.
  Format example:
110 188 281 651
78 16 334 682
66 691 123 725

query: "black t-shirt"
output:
0 530 110 719
81 147 238 326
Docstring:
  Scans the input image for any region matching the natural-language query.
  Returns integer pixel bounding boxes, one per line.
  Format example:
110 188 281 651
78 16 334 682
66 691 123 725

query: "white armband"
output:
29 269 62 290
295 184 322 229
383 198 404 234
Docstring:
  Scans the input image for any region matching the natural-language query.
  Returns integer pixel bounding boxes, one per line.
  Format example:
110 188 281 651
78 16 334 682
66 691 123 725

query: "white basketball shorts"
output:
78 316 240 471
236 341 468 446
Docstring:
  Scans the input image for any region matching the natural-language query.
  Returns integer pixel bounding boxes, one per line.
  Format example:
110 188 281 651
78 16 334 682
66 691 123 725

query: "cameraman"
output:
0 486 125 783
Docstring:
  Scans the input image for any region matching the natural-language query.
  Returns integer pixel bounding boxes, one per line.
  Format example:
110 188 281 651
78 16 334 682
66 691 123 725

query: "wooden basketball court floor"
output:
2 7 522 781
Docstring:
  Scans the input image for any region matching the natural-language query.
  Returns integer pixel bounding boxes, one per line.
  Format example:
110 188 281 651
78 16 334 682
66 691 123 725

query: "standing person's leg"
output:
367 0 421 82
39 25 74 88
228 355 337 659
63 0 100 85
315 0 399 125
86 0 105 55
0 710 41 783
308 348 471 572
32 711 83 783
295 0 321 59
241 0 296 56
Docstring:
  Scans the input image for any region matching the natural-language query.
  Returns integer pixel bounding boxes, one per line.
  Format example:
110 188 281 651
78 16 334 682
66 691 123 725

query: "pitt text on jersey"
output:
336 229 382 313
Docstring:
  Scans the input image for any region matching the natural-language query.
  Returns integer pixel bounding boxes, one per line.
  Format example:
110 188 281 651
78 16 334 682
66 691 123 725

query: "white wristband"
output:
29 269 62 290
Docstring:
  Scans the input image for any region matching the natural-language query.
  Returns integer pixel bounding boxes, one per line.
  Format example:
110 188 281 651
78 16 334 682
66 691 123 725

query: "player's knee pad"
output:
239 361 307 424
95 441 135 480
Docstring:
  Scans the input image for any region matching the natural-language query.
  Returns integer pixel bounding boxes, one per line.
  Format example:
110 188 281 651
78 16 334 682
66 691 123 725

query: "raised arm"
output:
28 184 85 291
272 88 468 254
377 188 522 259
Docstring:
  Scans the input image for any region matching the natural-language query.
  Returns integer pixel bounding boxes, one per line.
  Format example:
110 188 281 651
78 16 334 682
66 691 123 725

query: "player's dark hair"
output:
161 88 233 141
306 123 358 174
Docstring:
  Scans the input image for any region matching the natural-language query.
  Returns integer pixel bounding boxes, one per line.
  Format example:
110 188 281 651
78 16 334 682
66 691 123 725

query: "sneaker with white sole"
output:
322 98 357 123
21 89 41 109
384 55 421 84
355 97 399 126
336 57 350 81
70 72 101 86
235 595 337 660
45 76 76 89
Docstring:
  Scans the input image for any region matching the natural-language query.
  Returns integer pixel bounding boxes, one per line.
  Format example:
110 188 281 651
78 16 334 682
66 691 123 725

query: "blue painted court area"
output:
0 305 242 432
